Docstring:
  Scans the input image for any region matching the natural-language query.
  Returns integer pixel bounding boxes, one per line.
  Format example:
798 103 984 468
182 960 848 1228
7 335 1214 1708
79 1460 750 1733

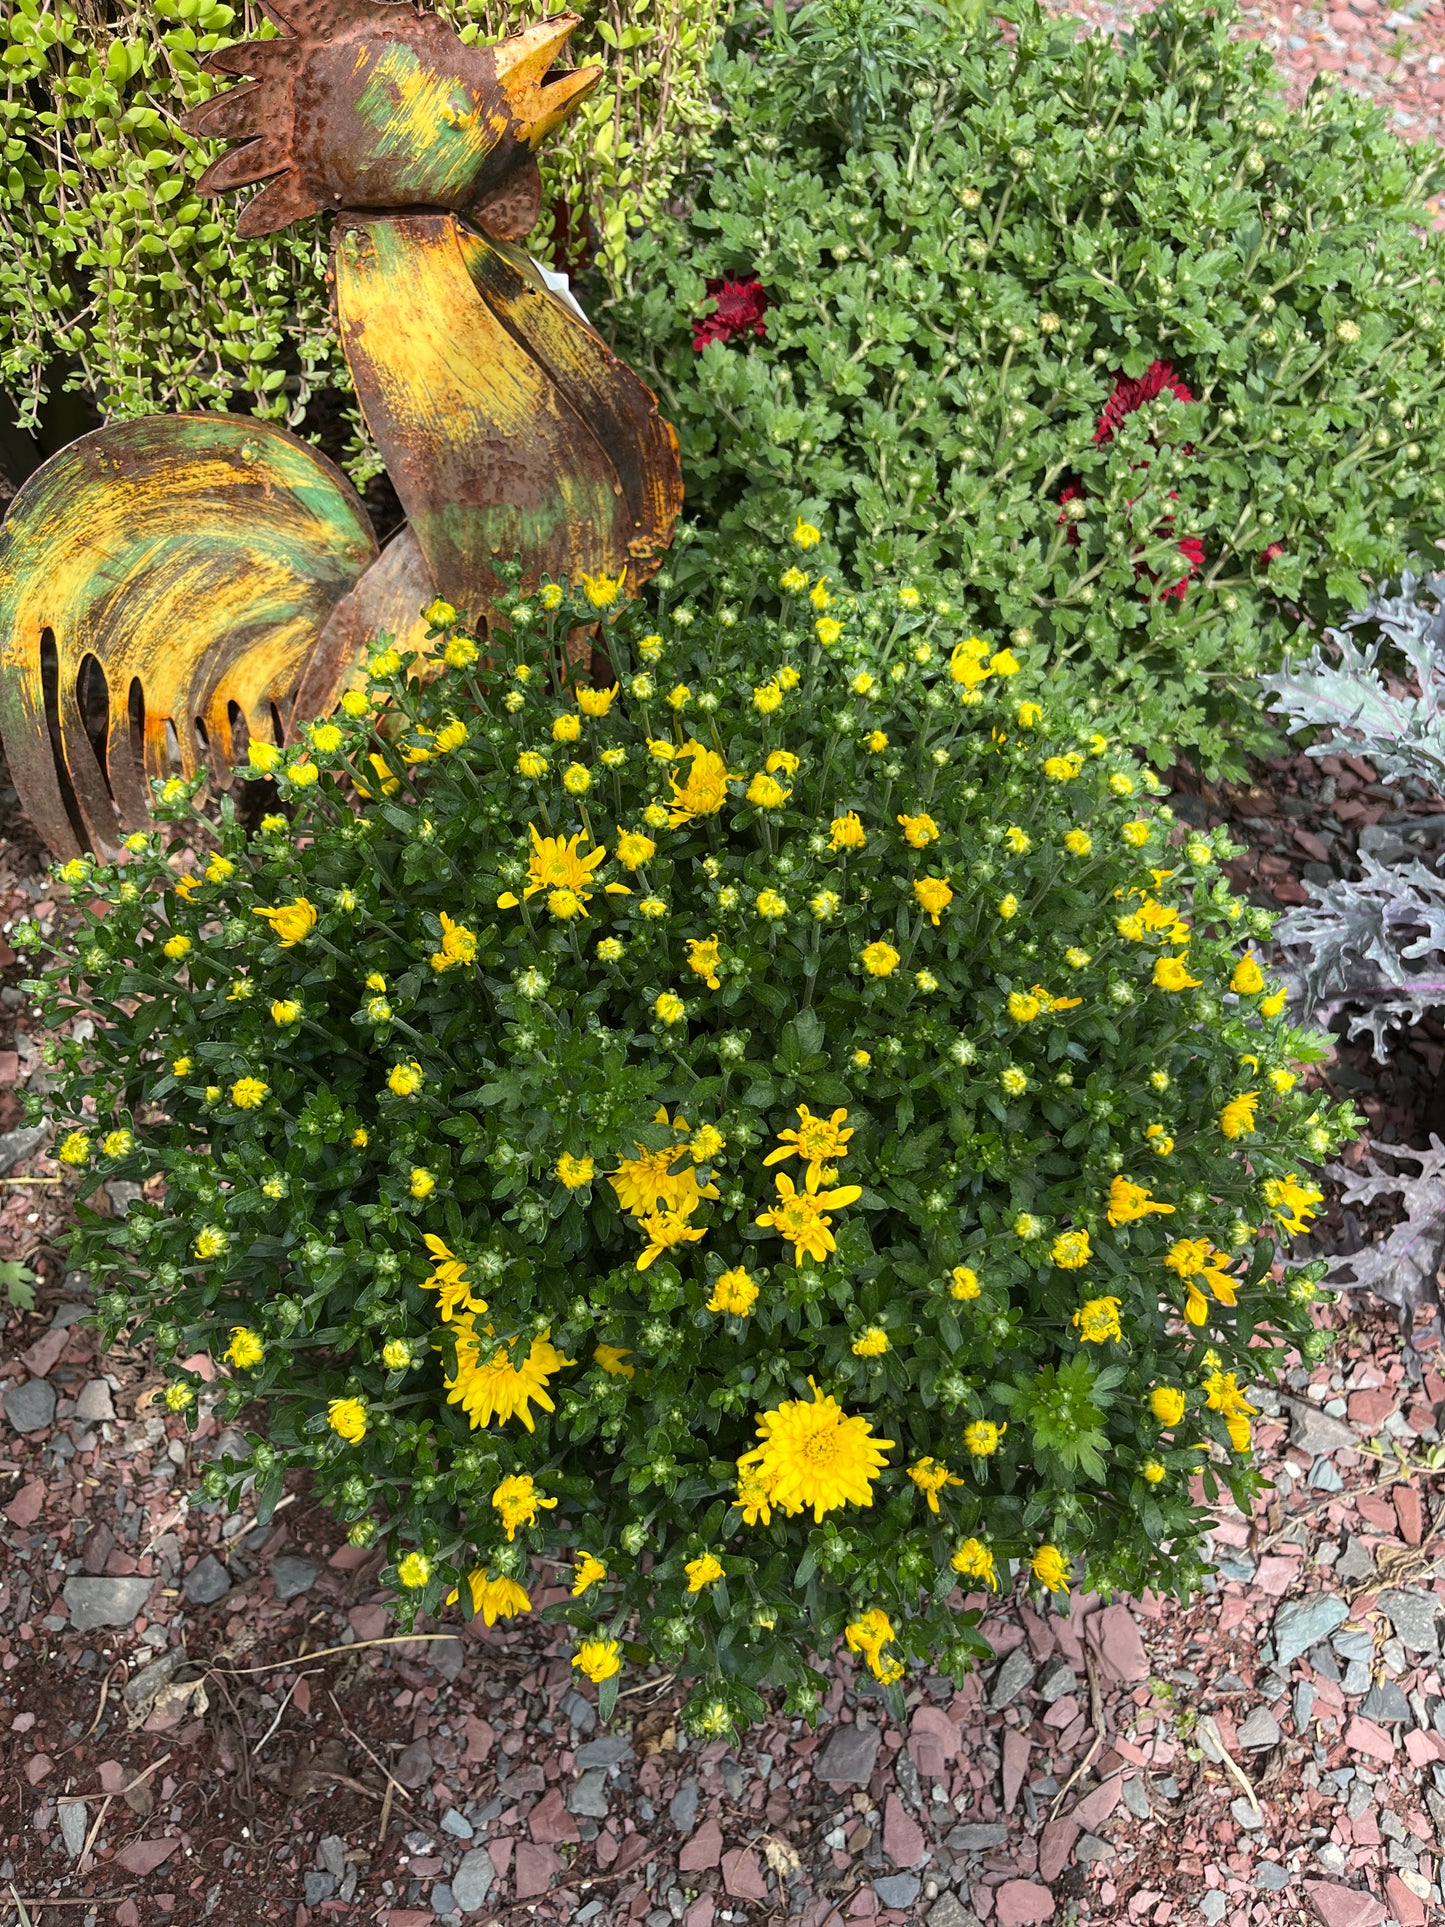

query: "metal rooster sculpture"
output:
0 1 683 858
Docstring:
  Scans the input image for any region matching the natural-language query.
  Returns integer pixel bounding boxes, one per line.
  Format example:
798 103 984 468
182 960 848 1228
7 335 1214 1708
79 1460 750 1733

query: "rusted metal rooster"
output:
0 0 682 858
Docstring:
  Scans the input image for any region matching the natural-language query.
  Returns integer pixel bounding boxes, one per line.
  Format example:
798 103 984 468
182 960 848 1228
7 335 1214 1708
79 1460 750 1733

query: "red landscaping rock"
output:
1038 1815 1080 1882
115 1837 180 1876
1067 1773 1124 1832
882 1792 925 1867
1385 1874 1428 1927
1393 1484 1424 1546
1346 1389 1396 1429
906 1704 958 1778
1302 1882 1388 1927
527 1786 578 1844
678 1818 724 1873
994 1878 1056 1924
1087 1604 1150 1685
4 1477 45 1528
1002 1729 1031 1814
1344 1715 1396 1764
720 1846 769 1901
512 1842 560 1897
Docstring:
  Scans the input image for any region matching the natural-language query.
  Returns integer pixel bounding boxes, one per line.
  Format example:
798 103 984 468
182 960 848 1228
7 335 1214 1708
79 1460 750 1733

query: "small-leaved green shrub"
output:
30 530 1349 1729
605 0 1445 773
0 0 718 472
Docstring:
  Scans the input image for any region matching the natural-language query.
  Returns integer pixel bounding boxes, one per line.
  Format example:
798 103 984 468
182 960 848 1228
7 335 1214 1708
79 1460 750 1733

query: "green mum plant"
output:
33 525 1351 1732
603 0 1445 774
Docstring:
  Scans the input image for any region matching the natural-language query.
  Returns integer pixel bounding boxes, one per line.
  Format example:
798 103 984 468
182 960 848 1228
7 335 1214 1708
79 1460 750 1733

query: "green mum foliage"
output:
35 530 1350 1732
0 0 718 471
604 0 1445 774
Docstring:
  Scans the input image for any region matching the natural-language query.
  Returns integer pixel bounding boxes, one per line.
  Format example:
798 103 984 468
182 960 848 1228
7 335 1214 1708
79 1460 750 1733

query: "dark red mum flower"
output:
693 277 769 352
1093 359 1194 446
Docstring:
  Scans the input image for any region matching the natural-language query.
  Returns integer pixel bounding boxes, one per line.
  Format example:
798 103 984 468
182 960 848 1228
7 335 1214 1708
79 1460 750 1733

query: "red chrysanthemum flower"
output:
693 277 769 352
1093 359 1194 445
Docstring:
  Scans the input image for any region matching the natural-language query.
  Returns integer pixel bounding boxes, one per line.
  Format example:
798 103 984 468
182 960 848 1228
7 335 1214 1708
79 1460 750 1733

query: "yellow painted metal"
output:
0 415 376 857
333 211 682 617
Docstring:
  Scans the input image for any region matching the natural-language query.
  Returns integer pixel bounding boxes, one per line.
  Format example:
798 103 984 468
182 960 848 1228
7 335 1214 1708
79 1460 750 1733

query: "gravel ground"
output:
5 6 1445 1926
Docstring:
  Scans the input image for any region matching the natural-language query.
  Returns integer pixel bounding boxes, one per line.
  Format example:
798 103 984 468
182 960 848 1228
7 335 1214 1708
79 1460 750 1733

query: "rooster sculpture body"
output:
0 1 683 858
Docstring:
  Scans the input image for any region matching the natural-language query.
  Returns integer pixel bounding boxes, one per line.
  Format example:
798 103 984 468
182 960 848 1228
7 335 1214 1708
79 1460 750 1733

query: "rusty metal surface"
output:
0 7 683 856
0 416 376 858
291 523 438 729
333 211 683 615
185 5 600 240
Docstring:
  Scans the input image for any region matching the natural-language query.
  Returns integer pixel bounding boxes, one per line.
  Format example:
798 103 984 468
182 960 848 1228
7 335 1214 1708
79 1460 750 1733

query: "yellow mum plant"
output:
36 536 1350 1734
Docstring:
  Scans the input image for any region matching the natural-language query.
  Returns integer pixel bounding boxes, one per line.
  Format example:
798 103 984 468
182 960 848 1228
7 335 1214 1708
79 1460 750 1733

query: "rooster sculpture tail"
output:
0 4 682 859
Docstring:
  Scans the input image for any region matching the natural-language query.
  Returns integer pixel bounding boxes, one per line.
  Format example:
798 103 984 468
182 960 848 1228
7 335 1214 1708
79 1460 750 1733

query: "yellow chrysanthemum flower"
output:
571 1553 607 1596
572 1639 622 1682
223 1327 265 1369
252 897 317 947
908 1457 964 1513
1072 1296 1123 1343
556 1152 595 1190
897 811 939 849
755 1166 863 1266
451 1569 532 1625
830 811 867 852
687 936 723 989
1106 1176 1175 1226
738 1379 894 1523
1150 1386 1186 1426
963 1419 1006 1458
861 940 900 978
327 1397 367 1443
1032 1544 1070 1594
707 1266 759 1317
950 1538 998 1589
1051 1230 1090 1270
445 1321 574 1432
492 1472 557 1540
685 1552 725 1592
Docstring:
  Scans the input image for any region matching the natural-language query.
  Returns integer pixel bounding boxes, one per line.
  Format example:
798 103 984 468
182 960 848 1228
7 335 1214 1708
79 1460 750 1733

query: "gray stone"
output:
393 1738 434 1789
318 1836 347 1880
990 1647 1035 1709
816 1719 881 1787
50 1303 92 1331
574 1735 633 1769
1378 1587 1442 1656
1293 1682 1315 1731
1254 1863 1291 1892
928 1897 984 1927
303 1874 337 1906
182 1554 231 1605
122 1651 183 1715
0 1124 47 1177
1036 1657 1078 1705
428 1636 465 1682
874 1874 921 1908
1272 1593 1349 1671
1282 1398 1357 1457
1336 1538 1376 1584
1199 1895 1228 1925
1237 1706 1282 1750
73 1380 115 1423
4 1377 56 1434
567 1769 610 1819
429 1885 455 1917
270 1555 320 1602
946 1822 1009 1852
668 1779 699 1832
440 1807 473 1840
1075 1832 1115 1864
62 1575 152 1631
1332 1631 1373 1663
1308 1460 1344 1492
1121 1775 1151 1819
719 1754 744 1799
452 1843 495 1911
57 1799 88 1859
562 1689 596 1735
1361 1681 1411 1724
1231 1796 1267 1831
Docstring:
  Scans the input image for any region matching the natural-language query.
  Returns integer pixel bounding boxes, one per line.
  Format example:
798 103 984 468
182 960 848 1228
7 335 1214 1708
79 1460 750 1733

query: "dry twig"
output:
1048 1651 1106 1820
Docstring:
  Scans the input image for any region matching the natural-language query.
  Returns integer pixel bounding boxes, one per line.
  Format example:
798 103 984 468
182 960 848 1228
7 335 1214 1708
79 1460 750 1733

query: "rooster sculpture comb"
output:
186 1 600 238
0 4 682 859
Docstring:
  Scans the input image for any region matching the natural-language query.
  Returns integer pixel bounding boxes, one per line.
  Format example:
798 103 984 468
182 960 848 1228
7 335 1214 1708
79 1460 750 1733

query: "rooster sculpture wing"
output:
0 2 682 858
